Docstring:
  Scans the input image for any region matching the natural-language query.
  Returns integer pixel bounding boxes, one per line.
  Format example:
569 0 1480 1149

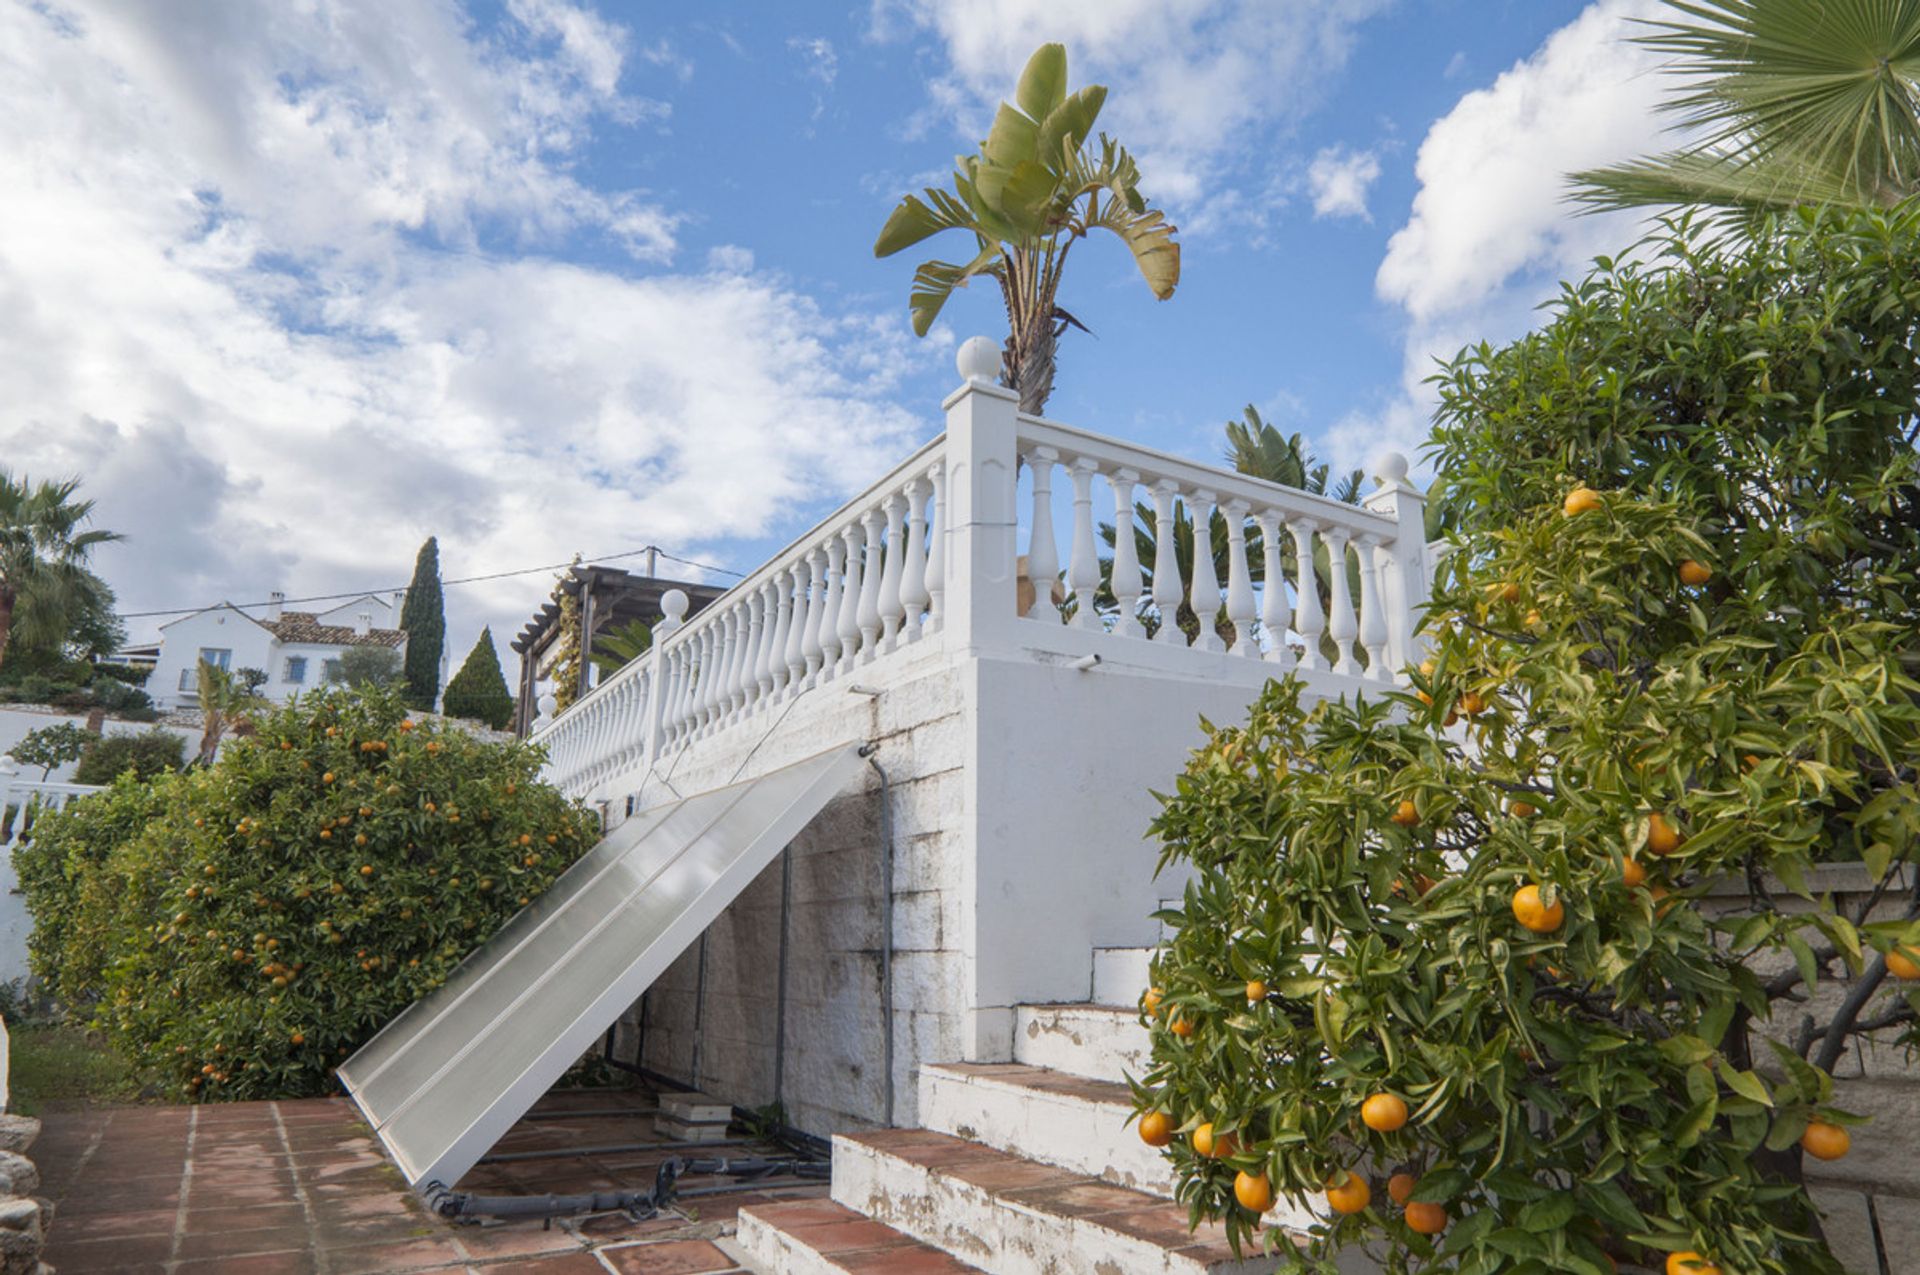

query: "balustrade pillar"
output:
818 537 845 675
1324 528 1358 676
1255 514 1293 669
837 523 864 673
1023 446 1060 621
1066 458 1100 628
801 548 828 682
1150 480 1183 644
778 564 804 691
857 509 885 658
1107 469 1144 638
925 461 948 632
1223 500 1257 656
1189 490 1223 653
879 494 908 648
1357 536 1391 681
900 478 930 641
1361 451 1430 676
1290 518 1325 671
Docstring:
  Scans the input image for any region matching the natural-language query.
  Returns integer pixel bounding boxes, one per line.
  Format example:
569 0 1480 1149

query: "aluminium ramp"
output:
338 741 869 1190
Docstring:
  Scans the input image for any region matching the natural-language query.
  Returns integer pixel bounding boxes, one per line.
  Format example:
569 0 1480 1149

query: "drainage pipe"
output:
861 745 896 1126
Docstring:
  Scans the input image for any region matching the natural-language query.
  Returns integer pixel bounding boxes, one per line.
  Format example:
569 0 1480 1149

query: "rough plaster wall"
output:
612 646 968 1136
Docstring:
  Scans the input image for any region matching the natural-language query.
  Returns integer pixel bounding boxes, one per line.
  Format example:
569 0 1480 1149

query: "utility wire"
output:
111 545 746 621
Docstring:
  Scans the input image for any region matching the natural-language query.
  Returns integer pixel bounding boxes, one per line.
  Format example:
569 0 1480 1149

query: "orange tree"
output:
1133 209 1920 1274
17 686 595 1099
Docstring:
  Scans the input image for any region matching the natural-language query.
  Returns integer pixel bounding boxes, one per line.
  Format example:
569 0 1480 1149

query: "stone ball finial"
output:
957 336 1001 384
536 692 558 719
1371 450 1410 487
661 588 689 620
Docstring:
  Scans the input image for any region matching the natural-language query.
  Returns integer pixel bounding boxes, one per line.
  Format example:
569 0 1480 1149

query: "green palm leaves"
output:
874 43 1180 414
0 472 122 669
1574 0 1920 214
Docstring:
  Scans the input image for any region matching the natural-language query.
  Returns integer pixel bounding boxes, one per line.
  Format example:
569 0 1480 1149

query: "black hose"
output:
419 1155 829 1222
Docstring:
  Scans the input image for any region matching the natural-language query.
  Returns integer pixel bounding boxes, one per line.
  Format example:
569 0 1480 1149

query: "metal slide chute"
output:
338 742 869 1190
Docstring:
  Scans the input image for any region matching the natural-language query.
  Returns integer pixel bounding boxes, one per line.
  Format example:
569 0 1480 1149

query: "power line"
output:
111 545 746 622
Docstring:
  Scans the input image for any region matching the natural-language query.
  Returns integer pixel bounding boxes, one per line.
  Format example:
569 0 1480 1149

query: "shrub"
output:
10 722 93 778
442 628 514 730
73 730 186 785
332 645 401 688
87 679 154 717
18 686 595 1099
92 663 153 688
1135 211 1920 1274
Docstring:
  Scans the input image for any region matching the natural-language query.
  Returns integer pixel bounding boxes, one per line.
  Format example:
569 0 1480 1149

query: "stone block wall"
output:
607 643 970 1135
1701 865 1919 1272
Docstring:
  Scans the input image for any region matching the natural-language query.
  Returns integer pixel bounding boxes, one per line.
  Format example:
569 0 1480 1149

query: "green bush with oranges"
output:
16 686 596 1100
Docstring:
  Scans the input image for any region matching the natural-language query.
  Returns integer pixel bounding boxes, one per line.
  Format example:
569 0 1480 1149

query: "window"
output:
198 647 232 670
323 659 342 684
284 656 307 684
179 668 194 691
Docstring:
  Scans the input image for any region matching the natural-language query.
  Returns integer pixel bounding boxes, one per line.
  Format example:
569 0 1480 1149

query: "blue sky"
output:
0 0 1676 671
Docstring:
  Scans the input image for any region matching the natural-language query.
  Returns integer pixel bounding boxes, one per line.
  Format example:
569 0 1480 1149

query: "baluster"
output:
691 627 714 731
925 461 947 630
801 548 828 681
696 621 722 732
1358 536 1391 681
1149 480 1183 644
1023 446 1060 620
879 494 907 649
1189 490 1224 653
900 478 930 641
1224 500 1257 656
1067 458 1100 628
739 589 764 710
725 604 753 717
671 644 695 743
1256 512 1293 669
1324 528 1358 676
1107 468 1144 637
858 508 885 657
766 573 792 695
837 524 864 674
707 618 733 730
780 563 806 690
818 538 845 676
1290 518 1325 671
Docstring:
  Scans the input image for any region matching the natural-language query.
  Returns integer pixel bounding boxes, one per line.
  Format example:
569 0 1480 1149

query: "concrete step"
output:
737 1198 983 1273
919 1062 1175 1199
1013 1002 1150 1083
831 1127 1280 1275
1090 946 1153 1007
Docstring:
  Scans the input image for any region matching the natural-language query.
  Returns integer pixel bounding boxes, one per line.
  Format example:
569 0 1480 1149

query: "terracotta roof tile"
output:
266 611 406 649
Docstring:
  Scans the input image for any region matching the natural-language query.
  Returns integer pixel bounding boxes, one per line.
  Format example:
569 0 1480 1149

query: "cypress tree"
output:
398 537 444 712
441 627 514 730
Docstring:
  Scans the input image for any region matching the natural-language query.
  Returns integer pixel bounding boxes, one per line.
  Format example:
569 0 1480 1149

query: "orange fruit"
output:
1233 1170 1274 1214
1404 1201 1447 1235
290 1032 305 1045
1646 812 1683 855
1886 947 1920 979
1678 559 1712 586
1563 486 1602 517
1524 608 1541 626
1246 980 1268 1003
1325 1172 1371 1215
1190 1122 1227 1157
1143 987 1164 1017
1512 884 1565 934
1668 1254 1721 1275
359 865 374 877
1390 800 1421 828
1621 858 1647 889
1361 1093 1409 1132
1387 1173 1418 1206
1510 801 1537 818
322 772 335 784
1169 1013 1195 1038
1460 691 1487 716
1137 1111 1174 1147
1801 1120 1850 1161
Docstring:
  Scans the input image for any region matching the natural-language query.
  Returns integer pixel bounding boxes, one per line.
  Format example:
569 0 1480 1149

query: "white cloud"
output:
790 36 839 86
1332 0 1672 469
0 1 934 655
872 0 1394 210
1307 146 1382 221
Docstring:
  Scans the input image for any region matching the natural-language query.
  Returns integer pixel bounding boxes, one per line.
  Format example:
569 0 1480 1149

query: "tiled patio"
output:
38 1089 829 1273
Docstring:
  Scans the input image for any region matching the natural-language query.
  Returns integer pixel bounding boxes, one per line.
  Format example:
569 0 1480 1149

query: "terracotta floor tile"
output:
492 1255 610 1274
173 1224 312 1262
184 1202 310 1234
833 1248 978 1274
48 1204 179 1240
323 1235 470 1273
174 1252 322 1275
448 1225 585 1258
595 1238 740 1274
41 1232 176 1272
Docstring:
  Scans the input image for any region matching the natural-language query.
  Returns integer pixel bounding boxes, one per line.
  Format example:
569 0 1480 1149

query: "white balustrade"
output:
0 776 104 852
528 337 1428 802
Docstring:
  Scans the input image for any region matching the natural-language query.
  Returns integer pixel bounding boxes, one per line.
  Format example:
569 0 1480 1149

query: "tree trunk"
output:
1003 318 1057 416
0 585 14 673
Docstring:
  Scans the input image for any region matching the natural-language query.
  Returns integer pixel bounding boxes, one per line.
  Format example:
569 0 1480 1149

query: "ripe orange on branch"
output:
1390 800 1421 827
1404 1201 1447 1235
1137 1110 1174 1147
1563 485 1602 517
1511 884 1565 933
1361 1092 1409 1132
1646 812 1683 855
1386 1173 1418 1206
1801 1120 1850 1161
1886 947 1920 980
1668 1253 1721 1275
1325 1172 1371 1215
1233 1171 1274 1213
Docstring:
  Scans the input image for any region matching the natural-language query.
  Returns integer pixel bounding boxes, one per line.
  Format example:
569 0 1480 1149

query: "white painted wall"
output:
0 706 195 783
149 606 276 710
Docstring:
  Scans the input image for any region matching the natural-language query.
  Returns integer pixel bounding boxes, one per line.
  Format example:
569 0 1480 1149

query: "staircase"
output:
734 945 1326 1275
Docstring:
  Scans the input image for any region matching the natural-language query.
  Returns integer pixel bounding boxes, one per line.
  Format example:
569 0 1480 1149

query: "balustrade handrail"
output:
1016 413 1396 539
528 432 950 752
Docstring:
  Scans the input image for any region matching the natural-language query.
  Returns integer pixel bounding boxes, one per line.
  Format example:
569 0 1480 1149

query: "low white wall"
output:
0 706 196 783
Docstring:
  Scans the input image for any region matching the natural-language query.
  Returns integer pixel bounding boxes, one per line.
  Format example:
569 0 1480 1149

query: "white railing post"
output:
1290 518 1325 671
1188 490 1223 654
900 478 931 642
1022 445 1060 621
857 508 886 659
1257 513 1293 669
942 337 1021 652
1223 500 1257 657
1107 469 1144 638
1362 452 1430 676
1066 458 1100 629
1149 480 1183 644
879 494 908 649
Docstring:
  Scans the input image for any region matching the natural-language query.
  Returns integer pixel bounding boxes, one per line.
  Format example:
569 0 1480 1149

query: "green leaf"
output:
1723 1067 1774 1107
1014 43 1067 123
1036 85 1106 164
983 103 1040 172
1411 1167 1472 1202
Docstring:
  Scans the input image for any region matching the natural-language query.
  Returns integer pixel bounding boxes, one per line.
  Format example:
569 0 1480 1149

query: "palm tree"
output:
589 618 653 679
194 661 265 765
1572 1 1920 215
874 43 1180 414
0 472 122 673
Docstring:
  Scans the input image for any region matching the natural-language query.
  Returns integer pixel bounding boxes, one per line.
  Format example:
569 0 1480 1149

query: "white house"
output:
147 591 410 711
